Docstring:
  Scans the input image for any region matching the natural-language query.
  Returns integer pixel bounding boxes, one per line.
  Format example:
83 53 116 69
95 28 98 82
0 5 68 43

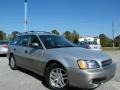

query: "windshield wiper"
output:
62 45 77 47
51 46 63 48
48 45 77 49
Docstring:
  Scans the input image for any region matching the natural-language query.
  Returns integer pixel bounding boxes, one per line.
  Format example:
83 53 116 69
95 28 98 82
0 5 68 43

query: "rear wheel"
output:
45 63 69 90
9 55 17 70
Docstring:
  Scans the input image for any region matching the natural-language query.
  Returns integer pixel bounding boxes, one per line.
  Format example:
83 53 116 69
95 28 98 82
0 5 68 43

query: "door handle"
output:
14 48 16 51
25 50 28 54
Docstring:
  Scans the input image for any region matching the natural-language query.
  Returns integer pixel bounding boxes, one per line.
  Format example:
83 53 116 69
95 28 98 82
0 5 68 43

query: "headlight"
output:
78 60 100 69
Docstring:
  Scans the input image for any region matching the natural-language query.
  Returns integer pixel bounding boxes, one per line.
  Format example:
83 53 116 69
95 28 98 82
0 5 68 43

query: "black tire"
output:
9 55 17 70
45 63 69 90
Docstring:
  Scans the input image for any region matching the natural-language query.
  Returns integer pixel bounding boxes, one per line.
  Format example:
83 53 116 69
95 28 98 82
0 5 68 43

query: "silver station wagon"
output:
7 31 116 90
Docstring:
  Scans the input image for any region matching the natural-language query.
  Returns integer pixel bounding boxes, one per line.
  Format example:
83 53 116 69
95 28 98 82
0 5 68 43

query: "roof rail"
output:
29 31 51 34
18 31 51 36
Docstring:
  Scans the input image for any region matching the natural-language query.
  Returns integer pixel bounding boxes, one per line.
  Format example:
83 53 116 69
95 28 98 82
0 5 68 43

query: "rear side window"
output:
10 36 21 45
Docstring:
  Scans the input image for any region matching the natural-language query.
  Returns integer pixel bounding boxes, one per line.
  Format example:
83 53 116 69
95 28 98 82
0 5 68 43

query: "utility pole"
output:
112 22 115 49
25 0 28 32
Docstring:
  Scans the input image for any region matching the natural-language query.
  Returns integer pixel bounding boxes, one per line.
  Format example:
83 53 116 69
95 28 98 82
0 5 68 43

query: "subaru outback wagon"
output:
7 31 116 90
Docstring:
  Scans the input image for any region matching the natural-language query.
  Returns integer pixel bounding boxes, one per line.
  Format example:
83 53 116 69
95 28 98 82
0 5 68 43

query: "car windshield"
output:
0 41 8 45
39 35 76 49
78 41 98 45
86 41 98 45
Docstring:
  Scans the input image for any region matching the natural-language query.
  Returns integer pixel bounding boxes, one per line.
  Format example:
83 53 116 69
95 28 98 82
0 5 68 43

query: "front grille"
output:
102 59 112 67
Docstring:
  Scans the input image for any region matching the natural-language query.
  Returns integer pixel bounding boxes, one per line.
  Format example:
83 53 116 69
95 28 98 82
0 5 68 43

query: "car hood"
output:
49 47 111 62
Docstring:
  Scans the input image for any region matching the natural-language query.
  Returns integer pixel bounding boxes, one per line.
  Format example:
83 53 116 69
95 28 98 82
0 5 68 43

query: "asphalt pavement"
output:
0 51 120 90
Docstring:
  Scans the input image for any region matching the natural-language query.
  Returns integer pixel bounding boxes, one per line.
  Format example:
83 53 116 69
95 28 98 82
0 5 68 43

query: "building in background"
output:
79 36 100 45
78 36 102 51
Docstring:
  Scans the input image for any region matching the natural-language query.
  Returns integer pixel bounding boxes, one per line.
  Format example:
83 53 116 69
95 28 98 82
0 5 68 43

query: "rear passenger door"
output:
12 35 30 67
23 35 44 73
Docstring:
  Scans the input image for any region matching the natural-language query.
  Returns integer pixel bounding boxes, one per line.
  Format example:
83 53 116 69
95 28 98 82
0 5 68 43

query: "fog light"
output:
89 80 93 85
89 79 101 88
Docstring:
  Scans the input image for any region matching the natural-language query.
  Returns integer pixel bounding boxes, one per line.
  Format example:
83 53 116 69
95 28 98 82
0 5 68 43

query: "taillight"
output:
2 45 8 48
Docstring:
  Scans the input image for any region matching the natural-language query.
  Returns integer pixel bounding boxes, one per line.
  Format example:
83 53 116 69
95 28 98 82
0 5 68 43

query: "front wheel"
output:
45 63 69 90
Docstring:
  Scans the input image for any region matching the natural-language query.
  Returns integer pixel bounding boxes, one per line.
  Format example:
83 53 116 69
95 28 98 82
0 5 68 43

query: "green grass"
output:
102 47 120 51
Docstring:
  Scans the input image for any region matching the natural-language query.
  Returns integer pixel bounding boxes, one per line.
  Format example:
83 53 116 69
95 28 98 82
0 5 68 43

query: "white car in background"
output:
78 41 102 51
0 40 9 55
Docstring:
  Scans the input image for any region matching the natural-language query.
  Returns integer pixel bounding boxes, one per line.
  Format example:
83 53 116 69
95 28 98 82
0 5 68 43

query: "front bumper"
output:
67 63 116 89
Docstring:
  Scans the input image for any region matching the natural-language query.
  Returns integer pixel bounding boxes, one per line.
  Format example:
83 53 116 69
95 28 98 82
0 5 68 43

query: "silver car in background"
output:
7 31 116 90
0 40 8 55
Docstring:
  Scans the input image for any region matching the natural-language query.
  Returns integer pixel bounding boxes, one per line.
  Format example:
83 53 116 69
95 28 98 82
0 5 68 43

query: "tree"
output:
51 30 60 35
0 31 4 40
99 34 112 47
6 34 11 41
71 30 80 44
3 33 6 40
11 31 20 40
63 31 72 41
115 35 120 47
63 30 80 44
0 30 7 40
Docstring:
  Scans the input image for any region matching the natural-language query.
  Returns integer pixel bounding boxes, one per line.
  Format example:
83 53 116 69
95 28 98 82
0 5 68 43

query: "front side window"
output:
18 35 29 47
29 35 43 49
39 35 76 49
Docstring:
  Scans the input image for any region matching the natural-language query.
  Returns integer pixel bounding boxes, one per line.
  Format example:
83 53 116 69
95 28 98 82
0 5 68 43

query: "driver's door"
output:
24 35 44 73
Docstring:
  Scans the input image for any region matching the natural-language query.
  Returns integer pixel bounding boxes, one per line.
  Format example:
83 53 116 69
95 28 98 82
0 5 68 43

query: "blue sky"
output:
0 0 120 37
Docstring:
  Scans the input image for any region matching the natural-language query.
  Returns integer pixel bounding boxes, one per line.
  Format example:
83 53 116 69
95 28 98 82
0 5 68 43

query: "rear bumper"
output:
0 50 8 54
67 63 116 89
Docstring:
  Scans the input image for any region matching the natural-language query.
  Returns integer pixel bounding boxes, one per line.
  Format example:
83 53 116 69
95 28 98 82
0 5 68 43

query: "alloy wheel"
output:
49 68 68 88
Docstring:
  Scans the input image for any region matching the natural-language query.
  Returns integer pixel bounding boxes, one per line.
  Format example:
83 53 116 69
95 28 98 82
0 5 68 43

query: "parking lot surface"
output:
0 51 120 90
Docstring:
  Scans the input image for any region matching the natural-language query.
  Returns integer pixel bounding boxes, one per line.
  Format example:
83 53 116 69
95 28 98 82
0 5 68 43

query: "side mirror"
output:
31 43 39 48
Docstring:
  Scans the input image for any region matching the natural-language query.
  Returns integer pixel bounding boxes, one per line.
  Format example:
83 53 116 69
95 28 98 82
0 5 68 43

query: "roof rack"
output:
18 31 51 36
28 31 51 34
